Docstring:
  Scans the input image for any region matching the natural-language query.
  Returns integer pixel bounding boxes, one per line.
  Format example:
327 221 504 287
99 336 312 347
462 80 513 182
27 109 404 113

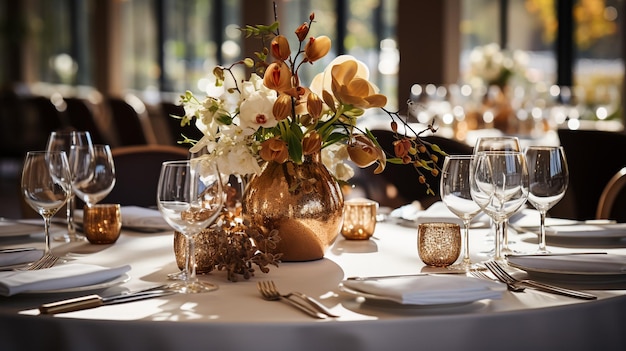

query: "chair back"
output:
556 128 626 220
63 97 108 144
596 167 626 222
107 95 157 146
103 145 190 208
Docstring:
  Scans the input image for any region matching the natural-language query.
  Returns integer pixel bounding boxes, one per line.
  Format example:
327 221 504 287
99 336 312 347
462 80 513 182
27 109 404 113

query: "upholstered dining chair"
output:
63 96 108 145
555 128 626 221
106 94 157 146
596 167 626 222
103 145 190 208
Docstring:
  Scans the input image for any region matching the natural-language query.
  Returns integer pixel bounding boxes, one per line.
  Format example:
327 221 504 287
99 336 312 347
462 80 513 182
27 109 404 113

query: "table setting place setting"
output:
1 132 625 323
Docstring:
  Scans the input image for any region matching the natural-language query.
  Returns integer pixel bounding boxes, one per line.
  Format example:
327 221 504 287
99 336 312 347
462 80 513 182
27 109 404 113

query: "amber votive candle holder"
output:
341 198 379 240
83 204 122 244
417 222 461 267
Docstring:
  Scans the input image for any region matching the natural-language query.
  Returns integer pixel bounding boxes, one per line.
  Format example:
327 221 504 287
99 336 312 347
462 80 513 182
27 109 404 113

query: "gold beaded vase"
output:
243 152 344 261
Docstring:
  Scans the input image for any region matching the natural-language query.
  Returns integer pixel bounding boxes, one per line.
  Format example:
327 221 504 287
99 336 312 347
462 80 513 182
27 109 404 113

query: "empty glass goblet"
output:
524 146 569 253
21 151 72 255
473 136 522 254
157 159 224 293
46 130 93 242
73 144 116 207
440 154 482 270
470 151 528 262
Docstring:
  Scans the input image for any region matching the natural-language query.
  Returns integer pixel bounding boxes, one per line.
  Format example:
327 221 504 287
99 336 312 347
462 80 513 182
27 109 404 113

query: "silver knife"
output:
39 286 174 314
0 247 37 254
505 252 607 258
346 271 467 281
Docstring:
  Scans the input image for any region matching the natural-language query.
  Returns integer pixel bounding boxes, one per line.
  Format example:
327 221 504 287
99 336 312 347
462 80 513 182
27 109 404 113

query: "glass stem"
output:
186 235 197 284
183 236 191 277
43 216 52 255
538 211 548 253
462 220 471 265
502 220 509 250
494 220 504 261
66 193 76 236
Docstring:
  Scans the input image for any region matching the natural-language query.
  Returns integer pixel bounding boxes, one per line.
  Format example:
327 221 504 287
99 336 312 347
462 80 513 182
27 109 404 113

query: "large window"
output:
24 0 93 87
460 0 623 127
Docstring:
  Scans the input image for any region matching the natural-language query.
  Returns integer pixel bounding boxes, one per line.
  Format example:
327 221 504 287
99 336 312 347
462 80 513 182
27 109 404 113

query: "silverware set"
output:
39 284 174 314
0 249 59 271
257 280 338 319
475 260 597 300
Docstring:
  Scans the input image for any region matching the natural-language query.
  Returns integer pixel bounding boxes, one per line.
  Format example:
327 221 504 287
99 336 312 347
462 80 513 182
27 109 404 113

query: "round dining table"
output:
1 208 625 351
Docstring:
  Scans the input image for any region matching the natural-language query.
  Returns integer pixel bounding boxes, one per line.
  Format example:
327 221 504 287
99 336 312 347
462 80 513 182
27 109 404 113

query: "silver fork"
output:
469 269 525 292
484 261 597 300
257 281 328 319
25 253 59 270
259 281 338 318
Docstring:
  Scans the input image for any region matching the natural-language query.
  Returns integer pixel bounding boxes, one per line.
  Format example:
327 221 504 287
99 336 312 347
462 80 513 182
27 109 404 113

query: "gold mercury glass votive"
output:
83 204 122 244
340 198 379 240
417 222 461 267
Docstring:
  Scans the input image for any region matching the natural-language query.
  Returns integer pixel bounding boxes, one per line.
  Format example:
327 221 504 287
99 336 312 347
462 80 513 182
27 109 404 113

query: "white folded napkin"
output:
413 201 488 226
342 275 506 305
0 250 43 267
507 254 626 274
0 263 131 296
389 201 423 221
120 206 170 231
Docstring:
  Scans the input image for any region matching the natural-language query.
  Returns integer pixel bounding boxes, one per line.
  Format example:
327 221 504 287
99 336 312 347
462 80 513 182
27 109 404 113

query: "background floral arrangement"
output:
466 43 529 88
175 10 444 281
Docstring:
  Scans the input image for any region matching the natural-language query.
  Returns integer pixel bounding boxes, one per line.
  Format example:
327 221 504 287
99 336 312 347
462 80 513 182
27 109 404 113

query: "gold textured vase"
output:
243 153 344 261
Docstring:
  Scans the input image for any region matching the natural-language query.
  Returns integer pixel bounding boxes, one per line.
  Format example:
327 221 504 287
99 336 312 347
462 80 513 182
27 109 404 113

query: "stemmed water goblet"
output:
524 146 569 253
72 144 116 207
440 155 482 271
470 151 528 262
21 151 72 256
157 159 224 293
474 136 522 254
46 130 93 242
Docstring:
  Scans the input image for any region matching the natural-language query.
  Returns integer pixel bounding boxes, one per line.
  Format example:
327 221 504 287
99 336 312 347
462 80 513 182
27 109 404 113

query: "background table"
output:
1 217 625 351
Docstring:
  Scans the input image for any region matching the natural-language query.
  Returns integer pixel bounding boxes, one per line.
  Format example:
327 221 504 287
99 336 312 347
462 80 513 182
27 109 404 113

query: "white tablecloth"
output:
1 217 625 351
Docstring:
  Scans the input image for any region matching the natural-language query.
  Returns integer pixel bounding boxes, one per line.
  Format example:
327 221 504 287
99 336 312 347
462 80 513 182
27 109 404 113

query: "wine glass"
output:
524 146 569 253
73 144 116 207
440 155 482 271
470 151 528 262
21 151 72 255
157 160 224 293
473 136 522 254
46 130 93 242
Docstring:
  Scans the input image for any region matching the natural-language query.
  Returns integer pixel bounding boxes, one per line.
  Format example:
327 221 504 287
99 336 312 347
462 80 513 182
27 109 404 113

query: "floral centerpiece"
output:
175 10 444 279
464 43 529 133
465 43 528 89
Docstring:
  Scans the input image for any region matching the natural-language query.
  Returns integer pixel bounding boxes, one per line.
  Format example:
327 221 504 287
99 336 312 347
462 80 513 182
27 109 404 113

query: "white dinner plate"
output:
22 273 130 294
339 283 482 309
507 255 626 284
545 224 626 239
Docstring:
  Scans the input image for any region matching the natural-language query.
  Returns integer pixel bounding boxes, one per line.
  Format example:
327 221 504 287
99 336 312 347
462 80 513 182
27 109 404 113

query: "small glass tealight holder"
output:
417 222 461 267
341 198 379 240
83 204 122 244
